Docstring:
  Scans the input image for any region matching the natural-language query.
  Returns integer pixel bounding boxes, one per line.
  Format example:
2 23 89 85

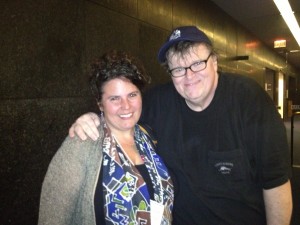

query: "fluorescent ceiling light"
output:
273 0 300 46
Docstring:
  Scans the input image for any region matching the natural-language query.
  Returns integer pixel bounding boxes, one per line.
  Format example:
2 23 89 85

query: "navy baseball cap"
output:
157 26 212 63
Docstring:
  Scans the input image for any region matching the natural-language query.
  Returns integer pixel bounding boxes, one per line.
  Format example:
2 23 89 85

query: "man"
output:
69 26 292 224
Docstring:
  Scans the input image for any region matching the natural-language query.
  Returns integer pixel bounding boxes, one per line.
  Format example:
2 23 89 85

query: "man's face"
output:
167 43 218 111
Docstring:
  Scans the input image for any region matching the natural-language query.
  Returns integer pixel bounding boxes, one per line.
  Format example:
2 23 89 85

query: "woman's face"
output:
99 78 142 133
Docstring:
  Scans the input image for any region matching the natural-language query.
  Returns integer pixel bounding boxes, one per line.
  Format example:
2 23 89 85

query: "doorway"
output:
264 68 275 101
277 71 285 118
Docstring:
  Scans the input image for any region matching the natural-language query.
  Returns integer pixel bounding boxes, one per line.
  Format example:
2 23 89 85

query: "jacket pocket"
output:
207 149 247 185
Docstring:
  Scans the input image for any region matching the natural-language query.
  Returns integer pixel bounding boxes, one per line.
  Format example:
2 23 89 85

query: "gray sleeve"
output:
38 136 91 225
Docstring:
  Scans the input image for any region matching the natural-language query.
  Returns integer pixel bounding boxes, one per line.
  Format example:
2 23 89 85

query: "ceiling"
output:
209 0 300 70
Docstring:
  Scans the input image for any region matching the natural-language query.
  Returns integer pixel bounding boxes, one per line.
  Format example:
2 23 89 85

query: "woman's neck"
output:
112 130 144 165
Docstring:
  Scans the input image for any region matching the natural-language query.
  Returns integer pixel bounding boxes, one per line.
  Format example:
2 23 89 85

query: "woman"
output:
38 50 174 225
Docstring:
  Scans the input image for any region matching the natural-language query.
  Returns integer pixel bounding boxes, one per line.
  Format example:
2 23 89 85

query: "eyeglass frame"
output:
168 52 212 77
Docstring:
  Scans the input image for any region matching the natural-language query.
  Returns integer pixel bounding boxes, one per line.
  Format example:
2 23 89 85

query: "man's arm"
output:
263 180 292 225
69 112 100 141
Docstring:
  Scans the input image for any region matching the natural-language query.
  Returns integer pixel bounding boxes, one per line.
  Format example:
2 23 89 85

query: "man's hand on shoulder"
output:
69 112 100 141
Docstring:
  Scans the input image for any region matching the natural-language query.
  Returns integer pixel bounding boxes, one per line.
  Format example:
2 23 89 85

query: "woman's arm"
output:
38 136 88 225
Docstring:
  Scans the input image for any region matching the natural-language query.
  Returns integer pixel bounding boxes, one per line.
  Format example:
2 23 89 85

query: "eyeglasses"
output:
168 53 212 77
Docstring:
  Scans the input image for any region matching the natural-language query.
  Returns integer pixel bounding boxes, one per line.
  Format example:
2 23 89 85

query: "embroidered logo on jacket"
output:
214 162 233 175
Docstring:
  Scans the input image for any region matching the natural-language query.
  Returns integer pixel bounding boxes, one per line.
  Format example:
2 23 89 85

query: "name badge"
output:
150 200 164 225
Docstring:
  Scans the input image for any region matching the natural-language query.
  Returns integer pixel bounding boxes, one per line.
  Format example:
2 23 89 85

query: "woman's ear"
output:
97 101 103 111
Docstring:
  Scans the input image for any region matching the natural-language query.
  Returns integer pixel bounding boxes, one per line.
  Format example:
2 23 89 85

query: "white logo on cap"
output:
169 29 181 40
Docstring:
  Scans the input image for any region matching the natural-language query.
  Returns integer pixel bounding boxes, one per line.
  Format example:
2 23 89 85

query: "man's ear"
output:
212 54 218 71
212 54 218 62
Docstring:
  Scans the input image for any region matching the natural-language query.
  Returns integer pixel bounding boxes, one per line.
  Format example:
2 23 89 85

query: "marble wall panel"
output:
138 24 171 87
0 97 97 224
0 0 87 99
172 0 197 27
85 2 139 66
90 0 138 18
138 0 172 30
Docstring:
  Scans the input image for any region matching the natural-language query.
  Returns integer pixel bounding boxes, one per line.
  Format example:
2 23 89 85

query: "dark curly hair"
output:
89 50 151 102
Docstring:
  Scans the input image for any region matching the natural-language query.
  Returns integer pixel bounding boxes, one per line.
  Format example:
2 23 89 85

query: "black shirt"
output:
140 73 291 224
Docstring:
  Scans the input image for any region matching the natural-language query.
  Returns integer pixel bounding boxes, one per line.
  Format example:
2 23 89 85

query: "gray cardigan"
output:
38 127 104 225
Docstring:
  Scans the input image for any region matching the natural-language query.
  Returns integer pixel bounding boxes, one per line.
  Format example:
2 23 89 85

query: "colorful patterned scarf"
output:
101 118 174 224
